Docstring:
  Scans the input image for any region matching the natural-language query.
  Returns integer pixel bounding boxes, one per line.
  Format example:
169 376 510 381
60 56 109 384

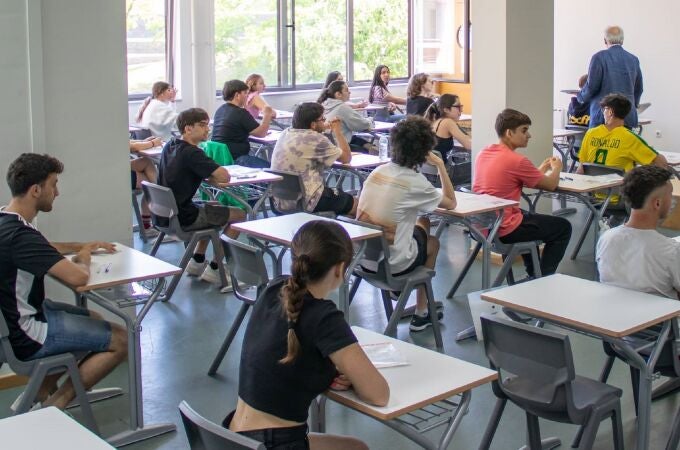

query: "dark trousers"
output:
500 211 572 277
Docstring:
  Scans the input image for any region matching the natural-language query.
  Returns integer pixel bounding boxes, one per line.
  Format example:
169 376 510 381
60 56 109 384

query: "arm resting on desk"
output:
207 166 231 187
534 158 563 191
48 258 90 287
330 343 390 406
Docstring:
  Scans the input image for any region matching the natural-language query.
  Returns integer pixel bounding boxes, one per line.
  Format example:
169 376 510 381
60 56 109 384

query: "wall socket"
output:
655 130 662 138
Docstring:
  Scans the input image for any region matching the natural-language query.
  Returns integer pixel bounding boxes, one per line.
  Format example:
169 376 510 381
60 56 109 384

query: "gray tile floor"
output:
2 200 679 449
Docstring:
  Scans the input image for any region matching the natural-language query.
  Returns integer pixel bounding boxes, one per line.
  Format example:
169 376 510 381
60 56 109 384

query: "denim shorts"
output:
26 300 112 361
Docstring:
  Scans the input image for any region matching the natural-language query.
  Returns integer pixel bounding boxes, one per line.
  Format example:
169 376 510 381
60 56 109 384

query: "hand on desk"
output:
72 242 116 266
145 137 162 147
329 373 352 391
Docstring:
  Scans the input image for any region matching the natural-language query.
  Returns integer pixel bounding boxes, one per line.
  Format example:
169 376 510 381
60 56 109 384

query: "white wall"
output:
554 0 680 149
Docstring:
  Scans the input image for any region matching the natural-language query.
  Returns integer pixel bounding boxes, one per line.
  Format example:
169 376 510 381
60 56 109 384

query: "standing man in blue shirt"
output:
577 26 643 129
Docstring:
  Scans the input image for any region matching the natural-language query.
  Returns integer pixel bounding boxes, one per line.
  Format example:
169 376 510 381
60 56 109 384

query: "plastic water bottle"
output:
378 135 389 161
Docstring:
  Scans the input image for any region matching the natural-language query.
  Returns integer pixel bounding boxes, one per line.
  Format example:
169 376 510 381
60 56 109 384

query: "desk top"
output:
638 117 652 125
459 113 472 121
259 109 294 120
0 407 114 449
434 191 518 218
232 212 381 246
556 172 623 193
560 89 579 95
481 274 680 338
326 327 497 420
372 121 395 132
137 147 163 159
221 165 282 186
660 151 680 166
249 130 282 144
357 104 387 112
66 243 181 293
553 128 586 138
334 154 387 169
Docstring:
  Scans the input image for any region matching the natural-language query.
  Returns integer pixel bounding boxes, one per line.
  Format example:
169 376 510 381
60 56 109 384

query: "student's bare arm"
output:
329 343 390 406
534 158 563 191
426 152 457 209
207 166 231 187
250 106 273 137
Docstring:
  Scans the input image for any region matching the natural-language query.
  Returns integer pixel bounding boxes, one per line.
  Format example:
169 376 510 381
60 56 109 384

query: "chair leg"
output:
447 241 481 298
131 192 147 243
531 246 542 278
493 247 518 287
611 402 625 450
63 358 99 434
599 355 616 383
348 276 362 305
162 235 200 302
208 303 251 375
380 290 394 321
424 281 443 350
630 366 640 416
210 232 229 289
526 412 543 450
665 405 680 450
149 231 165 256
577 409 604 450
570 210 594 260
384 283 414 337
478 398 507 450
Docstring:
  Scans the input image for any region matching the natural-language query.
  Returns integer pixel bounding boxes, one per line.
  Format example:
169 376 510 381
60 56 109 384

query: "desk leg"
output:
339 241 367 314
87 279 176 447
551 143 576 216
605 320 671 450
568 189 612 271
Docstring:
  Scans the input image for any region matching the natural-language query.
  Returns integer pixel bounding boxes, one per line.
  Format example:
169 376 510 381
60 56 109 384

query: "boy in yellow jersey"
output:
577 93 667 173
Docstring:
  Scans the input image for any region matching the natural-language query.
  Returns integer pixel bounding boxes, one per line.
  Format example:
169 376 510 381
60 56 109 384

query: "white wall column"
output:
472 0 554 167
190 0 216 112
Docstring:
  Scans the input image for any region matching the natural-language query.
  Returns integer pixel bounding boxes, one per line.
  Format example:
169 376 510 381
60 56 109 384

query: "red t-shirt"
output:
473 143 544 236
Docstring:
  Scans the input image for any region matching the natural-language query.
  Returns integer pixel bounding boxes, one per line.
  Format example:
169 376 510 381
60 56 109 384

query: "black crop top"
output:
237 277 357 423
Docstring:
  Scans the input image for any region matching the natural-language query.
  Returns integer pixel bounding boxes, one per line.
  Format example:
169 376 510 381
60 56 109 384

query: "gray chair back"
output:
221 236 270 303
141 180 193 239
481 314 575 411
581 163 627 210
179 401 265 450
264 169 305 214
131 128 152 140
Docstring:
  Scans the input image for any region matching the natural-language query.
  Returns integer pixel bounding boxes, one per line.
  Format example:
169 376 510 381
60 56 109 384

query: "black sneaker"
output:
409 310 444 332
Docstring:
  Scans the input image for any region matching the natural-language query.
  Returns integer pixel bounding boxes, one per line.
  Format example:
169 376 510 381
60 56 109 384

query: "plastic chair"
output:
345 219 443 350
479 315 624 450
131 188 151 243
208 236 270 375
142 181 229 301
264 169 308 215
0 310 99 434
130 128 152 141
178 401 265 450
570 163 628 260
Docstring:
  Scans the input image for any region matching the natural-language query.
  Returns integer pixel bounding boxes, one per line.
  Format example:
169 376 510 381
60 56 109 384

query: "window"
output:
413 0 469 82
126 0 167 97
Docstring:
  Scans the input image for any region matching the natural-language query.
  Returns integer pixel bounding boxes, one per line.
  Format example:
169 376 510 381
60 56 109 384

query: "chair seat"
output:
504 374 622 424
355 265 435 292
490 239 542 255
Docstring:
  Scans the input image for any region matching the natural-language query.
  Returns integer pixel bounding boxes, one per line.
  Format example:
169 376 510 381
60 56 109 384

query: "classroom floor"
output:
1 200 679 449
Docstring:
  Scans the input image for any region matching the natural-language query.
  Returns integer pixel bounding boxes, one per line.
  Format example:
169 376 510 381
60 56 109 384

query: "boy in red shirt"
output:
473 109 572 279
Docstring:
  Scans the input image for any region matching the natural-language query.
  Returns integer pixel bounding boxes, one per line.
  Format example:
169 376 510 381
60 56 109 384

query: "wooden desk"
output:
137 146 163 162
259 109 294 120
560 89 579 95
248 130 282 160
232 213 381 313
316 327 496 450
372 121 395 133
61 243 182 447
330 154 388 190
0 407 115 449
482 274 680 450
201 166 283 220
660 151 680 166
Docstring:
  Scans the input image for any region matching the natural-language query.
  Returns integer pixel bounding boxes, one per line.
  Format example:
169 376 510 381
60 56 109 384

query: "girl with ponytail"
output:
227 220 389 450
136 81 178 141
318 81 374 152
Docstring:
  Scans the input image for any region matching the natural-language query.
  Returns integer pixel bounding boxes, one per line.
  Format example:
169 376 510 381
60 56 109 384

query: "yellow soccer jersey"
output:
579 125 658 172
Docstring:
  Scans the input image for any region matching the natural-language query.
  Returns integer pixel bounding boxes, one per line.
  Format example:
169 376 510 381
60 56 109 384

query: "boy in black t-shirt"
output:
0 153 127 411
158 108 246 287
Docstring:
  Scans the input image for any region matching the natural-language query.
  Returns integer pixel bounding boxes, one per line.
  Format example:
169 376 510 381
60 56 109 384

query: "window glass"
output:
126 0 167 96
352 0 409 81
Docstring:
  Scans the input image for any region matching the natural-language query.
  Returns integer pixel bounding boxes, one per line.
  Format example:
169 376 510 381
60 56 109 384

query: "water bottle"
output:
378 135 389 161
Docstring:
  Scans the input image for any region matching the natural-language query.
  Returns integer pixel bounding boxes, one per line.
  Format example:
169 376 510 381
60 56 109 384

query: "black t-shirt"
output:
406 96 434 116
158 137 220 226
211 103 260 159
238 277 357 423
0 212 64 359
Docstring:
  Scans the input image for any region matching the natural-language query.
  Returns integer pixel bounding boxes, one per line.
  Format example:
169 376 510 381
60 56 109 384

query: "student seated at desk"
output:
244 74 277 121
159 108 246 286
567 74 591 126
271 102 356 216
473 109 572 280
357 116 457 331
323 71 367 109
129 137 161 234
597 165 680 299
577 93 667 175
405 72 435 116
425 94 471 159
136 81 178 141
212 79 273 169
318 80 374 153
226 220 389 450
0 153 127 410
368 65 405 123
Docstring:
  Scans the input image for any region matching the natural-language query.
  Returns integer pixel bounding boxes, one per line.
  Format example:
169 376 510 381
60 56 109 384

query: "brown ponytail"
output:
135 81 171 123
279 221 353 364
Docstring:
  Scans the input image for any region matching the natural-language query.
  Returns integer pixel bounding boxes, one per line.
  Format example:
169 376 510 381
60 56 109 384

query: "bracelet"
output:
149 141 154 149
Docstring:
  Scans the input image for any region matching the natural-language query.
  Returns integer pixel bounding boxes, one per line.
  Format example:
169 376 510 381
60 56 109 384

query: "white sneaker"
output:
141 227 160 238
186 259 207 277
200 265 223 285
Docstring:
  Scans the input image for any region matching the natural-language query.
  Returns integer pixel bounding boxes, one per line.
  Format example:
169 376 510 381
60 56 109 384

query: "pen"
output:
559 176 574 181
104 263 112 273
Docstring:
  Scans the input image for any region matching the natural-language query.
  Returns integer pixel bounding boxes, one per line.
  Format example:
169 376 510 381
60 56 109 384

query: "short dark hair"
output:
622 165 673 209
600 93 631 119
176 108 209 134
222 79 249 101
495 109 532 137
390 116 435 170
7 153 64 197
292 102 324 129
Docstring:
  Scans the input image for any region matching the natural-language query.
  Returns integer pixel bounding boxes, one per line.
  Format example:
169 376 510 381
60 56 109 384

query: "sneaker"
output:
186 259 207 277
10 393 42 413
199 265 222 284
141 227 160 238
409 310 444 332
